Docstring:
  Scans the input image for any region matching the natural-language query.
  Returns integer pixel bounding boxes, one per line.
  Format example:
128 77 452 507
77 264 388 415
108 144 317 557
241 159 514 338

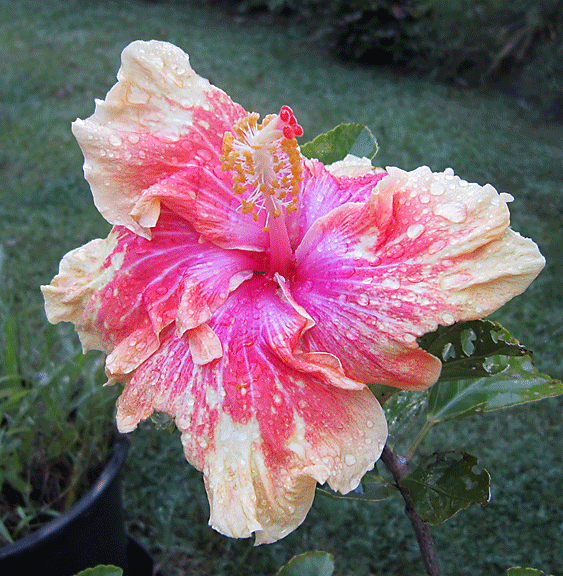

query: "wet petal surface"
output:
115 276 387 544
292 166 545 389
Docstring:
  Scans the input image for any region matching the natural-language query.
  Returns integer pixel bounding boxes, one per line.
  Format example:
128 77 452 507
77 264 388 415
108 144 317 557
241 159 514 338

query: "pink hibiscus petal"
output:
115 275 387 544
42 209 258 377
72 40 247 239
287 158 386 249
292 165 545 390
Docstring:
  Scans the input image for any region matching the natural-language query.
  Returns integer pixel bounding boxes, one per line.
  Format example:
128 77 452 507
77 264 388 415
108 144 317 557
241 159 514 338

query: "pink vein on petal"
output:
115 275 387 544
287 158 387 249
292 166 544 390
72 40 247 238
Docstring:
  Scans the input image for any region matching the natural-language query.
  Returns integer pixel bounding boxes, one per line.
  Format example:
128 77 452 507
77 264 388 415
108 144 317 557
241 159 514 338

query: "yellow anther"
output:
221 109 304 223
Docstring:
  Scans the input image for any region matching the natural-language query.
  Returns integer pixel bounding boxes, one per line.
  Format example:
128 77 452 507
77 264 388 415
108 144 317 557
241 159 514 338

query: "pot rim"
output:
0 434 130 558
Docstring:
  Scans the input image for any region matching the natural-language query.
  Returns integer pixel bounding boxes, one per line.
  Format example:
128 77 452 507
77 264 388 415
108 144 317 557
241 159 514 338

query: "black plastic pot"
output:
0 435 160 576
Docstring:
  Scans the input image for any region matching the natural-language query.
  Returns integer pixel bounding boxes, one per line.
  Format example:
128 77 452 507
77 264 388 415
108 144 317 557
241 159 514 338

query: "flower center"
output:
221 106 304 275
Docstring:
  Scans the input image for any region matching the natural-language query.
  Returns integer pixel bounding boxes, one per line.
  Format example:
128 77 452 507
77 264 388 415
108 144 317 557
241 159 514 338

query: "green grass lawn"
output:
1 1 562 575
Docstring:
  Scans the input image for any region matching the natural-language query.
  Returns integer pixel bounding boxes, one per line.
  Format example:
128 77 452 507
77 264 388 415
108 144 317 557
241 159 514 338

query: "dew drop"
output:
344 454 357 466
126 85 150 105
430 181 445 196
366 420 374 428
403 333 417 343
406 223 425 239
109 134 123 147
441 312 455 325
381 276 400 290
388 244 405 258
433 202 467 223
428 239 447 255
357 293 369 306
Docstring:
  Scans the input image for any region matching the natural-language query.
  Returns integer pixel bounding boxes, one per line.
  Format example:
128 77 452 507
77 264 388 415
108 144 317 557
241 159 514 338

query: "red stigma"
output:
282 125 294 139
279 106 303 139
279 106 292 123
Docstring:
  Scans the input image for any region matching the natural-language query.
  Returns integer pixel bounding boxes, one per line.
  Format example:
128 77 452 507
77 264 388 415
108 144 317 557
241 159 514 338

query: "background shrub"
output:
204 0 563 116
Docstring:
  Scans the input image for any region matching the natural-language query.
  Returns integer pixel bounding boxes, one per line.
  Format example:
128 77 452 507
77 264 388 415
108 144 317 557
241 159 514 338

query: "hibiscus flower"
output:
41 40 544 544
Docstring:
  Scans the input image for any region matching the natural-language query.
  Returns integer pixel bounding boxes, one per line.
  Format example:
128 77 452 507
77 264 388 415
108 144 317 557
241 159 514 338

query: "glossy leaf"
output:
382 388 429 454
367 382 401 404
301 123 378 165
400 451 490 525
276 551 335 576
72 566 123 576
427 355 563 423
418 320 528 381
317 468 395 502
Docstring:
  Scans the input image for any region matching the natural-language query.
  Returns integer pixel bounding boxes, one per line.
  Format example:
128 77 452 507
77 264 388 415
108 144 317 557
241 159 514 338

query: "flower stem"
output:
380 445 444 576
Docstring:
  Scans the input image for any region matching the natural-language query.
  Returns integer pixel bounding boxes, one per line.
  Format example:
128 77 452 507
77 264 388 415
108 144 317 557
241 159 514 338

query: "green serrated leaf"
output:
400 451 490 525
418 320 528 381
71 565 123 576
301 123 378 165
427 354 563 423
276 551 335 576
317 469 395 502
507 568 548 576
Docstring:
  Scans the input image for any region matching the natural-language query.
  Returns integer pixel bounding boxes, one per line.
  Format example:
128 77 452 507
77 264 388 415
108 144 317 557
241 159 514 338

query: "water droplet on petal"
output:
109 134 123 147
407 223 425 239
381 276 401 290
357 293 369 306
126 85 150 105
344 454 357 466
433 202 467 223
430 181 445 195
428 239 447 255
441 312 455 325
